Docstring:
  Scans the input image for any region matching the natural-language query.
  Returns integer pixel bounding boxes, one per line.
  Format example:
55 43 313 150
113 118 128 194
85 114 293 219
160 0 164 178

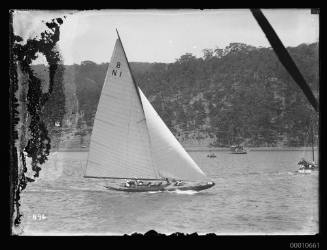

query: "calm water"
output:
19 150 319 235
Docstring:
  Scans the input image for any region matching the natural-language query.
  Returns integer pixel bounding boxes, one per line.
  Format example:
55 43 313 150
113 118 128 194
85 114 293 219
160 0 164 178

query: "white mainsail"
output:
85 38 158 179
85 35 208 182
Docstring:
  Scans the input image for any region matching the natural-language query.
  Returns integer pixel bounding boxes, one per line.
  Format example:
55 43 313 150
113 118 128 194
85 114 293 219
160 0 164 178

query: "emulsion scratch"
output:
9 10 65 234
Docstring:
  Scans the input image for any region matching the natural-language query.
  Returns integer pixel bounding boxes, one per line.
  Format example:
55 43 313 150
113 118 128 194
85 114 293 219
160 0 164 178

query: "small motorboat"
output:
230 145 247 154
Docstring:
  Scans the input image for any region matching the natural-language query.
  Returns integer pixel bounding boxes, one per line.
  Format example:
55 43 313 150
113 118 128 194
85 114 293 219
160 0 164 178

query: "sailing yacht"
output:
83 31 214 192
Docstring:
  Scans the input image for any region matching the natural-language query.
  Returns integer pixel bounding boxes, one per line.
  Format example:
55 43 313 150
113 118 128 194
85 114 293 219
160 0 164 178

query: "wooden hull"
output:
105 182 215 192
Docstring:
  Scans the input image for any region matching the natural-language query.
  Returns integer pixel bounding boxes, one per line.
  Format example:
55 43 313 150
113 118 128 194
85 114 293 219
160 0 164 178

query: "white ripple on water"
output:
170 190 198 195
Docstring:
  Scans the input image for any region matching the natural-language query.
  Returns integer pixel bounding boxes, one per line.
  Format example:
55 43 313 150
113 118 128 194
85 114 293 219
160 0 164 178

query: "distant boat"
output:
297 158 318 174
230 145 247 154
207 152 216 158
83 30 215 192
297 123 318 174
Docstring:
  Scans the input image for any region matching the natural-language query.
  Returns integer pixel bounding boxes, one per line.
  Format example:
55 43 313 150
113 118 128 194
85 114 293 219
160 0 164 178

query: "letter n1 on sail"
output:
112 69 122 77
84 30 215 192
112 61 123 77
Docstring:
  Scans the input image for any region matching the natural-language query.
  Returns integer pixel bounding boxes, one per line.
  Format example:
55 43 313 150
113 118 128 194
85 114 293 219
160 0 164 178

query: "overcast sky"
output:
13 9 319 65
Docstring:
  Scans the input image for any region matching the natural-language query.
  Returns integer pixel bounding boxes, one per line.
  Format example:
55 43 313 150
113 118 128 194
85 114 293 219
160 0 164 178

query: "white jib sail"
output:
85 38 159 179
139 89 208 181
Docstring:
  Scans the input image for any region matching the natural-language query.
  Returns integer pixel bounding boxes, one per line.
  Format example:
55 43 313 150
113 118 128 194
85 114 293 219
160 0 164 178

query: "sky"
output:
13 9 319 65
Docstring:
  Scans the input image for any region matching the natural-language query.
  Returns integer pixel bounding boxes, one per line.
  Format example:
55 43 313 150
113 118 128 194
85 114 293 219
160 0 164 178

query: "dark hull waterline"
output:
105 182 215 192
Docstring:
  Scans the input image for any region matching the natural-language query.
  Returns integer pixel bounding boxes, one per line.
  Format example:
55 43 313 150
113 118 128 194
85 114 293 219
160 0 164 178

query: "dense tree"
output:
35 42 319 147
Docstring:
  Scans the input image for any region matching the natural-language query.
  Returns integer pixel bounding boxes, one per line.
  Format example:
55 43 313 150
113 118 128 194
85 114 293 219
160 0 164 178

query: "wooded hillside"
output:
33 42 319 147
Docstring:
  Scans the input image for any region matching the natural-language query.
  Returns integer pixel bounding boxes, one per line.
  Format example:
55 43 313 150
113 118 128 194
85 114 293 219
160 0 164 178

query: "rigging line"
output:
250 9 318 112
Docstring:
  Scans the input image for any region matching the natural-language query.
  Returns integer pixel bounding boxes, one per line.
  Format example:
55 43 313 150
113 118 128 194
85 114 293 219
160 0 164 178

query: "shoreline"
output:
186 146 318 152
52 146 318 153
